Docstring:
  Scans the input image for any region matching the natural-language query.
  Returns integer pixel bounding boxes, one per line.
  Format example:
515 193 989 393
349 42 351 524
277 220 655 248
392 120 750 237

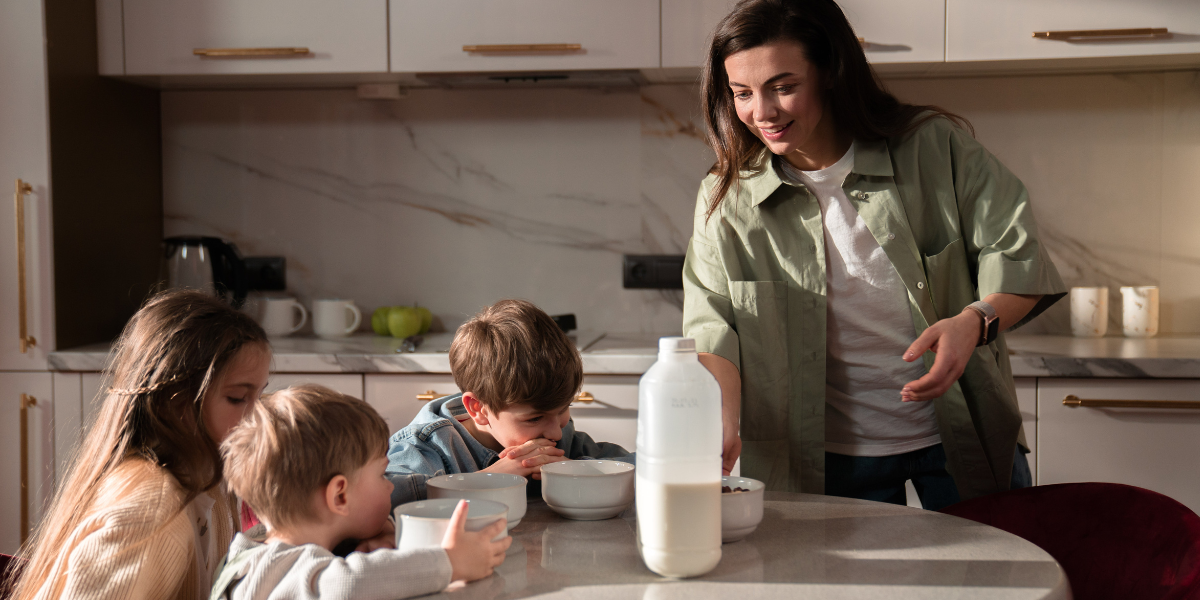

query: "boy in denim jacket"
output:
386 299 632 507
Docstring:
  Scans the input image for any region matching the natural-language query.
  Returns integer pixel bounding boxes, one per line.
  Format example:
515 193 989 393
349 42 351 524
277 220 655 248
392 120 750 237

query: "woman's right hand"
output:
441 499 511 582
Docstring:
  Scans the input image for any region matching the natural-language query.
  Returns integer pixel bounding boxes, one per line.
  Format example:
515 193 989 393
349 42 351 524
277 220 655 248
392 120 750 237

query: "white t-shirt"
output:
778 145 941 457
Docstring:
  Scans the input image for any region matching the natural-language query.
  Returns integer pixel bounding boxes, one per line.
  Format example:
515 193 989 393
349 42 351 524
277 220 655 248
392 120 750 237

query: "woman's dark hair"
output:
700 0 972 219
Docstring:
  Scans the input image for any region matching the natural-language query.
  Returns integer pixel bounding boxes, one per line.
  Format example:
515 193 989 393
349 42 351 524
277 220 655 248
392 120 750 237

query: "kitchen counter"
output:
47 333 1200 378
433 492 1068 600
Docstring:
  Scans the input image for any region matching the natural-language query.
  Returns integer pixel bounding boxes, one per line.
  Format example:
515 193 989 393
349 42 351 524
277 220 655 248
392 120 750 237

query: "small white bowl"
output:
541 460 635 521
426 472 527 528
394 498 508 552
721 475 764 543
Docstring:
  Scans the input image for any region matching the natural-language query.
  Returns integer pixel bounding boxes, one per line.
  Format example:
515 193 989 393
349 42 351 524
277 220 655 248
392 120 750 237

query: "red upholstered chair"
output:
240 499 261 531
940 482 1200 600
1 553 27 599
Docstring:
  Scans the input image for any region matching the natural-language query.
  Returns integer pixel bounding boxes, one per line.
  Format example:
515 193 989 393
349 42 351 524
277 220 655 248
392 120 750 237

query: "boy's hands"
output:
484 438 566 479
442 499 511 582
353 518 397 553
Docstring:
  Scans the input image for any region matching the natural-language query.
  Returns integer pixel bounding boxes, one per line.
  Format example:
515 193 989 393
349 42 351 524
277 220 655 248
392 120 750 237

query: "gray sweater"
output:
209 533 452 600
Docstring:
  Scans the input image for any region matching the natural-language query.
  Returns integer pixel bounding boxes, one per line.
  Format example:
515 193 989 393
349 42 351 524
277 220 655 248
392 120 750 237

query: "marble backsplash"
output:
162 69 1200 335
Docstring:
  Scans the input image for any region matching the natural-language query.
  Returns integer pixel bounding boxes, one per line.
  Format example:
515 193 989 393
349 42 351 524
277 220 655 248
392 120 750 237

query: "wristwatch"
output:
963 301 999 347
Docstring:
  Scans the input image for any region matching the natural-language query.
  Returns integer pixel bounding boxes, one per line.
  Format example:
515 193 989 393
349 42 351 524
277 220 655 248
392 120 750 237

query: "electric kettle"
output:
161 236 248 307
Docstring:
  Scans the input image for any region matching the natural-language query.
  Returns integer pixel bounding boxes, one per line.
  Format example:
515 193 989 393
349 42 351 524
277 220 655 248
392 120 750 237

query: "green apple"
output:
416 306 433 334
371 306 392 336
387 306 422 339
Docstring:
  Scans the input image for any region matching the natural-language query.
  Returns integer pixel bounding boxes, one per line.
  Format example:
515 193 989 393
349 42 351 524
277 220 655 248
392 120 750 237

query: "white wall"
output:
161 70 1200 335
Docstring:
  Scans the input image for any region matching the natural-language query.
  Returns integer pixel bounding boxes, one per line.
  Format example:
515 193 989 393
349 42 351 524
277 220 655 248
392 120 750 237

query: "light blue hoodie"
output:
385 393 633 508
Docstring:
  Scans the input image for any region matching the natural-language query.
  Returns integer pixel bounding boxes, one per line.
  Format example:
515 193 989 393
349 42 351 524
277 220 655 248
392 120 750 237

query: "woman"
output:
11 290 271 599
682 0 1066 509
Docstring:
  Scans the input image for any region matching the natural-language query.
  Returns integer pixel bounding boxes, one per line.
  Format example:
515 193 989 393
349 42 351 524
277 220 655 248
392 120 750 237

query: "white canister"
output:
1070 287 1108 338
312 298 363 338
1120 286 1159 338
260 297 308 337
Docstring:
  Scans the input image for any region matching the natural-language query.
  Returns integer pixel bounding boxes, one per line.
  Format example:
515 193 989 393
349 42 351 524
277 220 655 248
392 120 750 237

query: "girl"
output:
11 290 270 600
683 0 1066 509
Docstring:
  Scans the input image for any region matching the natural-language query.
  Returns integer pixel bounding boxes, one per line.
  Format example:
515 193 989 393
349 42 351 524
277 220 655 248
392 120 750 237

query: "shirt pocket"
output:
729 281 790 443
920 237 972 319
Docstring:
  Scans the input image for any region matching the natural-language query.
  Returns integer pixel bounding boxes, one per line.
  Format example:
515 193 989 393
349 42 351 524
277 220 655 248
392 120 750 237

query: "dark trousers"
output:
825 443 1032 511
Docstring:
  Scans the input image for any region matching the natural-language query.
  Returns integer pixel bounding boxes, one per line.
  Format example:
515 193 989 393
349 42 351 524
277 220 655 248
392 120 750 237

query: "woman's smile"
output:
759 121 793 140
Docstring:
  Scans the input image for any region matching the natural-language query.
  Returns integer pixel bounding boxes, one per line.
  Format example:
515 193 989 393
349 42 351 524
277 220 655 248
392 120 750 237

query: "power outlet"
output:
244 256 286 291
623 254 684 289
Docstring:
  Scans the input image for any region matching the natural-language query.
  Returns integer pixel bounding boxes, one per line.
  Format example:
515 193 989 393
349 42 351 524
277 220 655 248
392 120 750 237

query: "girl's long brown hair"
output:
11 290 268 600
701 0 972 219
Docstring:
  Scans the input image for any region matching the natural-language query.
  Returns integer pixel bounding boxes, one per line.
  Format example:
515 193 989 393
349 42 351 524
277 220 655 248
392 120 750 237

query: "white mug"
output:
1121 286 1159 338
395 499 508 552
260 297 307 337
312 299 363 338
1070 287 1108 338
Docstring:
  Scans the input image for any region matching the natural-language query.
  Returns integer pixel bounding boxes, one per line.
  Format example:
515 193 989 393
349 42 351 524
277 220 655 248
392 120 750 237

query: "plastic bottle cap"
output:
658 337 696 353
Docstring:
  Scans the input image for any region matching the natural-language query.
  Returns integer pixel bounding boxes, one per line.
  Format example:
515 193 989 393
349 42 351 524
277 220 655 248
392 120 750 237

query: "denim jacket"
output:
385 394 633 507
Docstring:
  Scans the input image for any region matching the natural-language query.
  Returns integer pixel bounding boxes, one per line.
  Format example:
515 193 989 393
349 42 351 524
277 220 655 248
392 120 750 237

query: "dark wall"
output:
44 0 163 349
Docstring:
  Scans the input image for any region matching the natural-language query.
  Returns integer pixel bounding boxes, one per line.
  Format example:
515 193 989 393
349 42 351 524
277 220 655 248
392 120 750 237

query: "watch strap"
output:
964 301 1000 346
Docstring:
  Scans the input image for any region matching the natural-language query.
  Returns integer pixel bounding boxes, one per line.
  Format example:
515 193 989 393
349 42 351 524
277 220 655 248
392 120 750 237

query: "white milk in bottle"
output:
636 337 723 577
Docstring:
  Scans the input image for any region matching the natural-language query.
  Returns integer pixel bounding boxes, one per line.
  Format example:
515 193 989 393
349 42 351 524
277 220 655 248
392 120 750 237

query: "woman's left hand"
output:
900 311 981 402
355 518 397 553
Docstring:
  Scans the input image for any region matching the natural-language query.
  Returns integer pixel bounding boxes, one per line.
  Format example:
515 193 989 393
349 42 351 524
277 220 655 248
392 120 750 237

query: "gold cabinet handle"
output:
574 391 595 404
462 43 583 54
416 390 440 402
20 394 37 544
1063 394 1200 410
14 179 36 354
193 47 311 57
1033 28 1169 41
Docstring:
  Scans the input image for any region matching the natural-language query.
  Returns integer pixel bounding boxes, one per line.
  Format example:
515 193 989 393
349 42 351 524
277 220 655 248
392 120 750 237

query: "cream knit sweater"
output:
29 460 236 600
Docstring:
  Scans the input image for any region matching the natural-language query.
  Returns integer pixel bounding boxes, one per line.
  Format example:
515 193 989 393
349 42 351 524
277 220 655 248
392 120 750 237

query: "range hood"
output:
415 69 646 88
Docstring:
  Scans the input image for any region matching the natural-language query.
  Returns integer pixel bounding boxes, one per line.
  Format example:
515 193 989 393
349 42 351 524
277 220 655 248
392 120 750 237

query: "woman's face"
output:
724 40 836 166
203 342 271 445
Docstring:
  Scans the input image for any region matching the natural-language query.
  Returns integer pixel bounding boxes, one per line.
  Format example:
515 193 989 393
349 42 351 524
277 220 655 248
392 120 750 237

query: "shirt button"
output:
917 282 925 289
887 233 896 240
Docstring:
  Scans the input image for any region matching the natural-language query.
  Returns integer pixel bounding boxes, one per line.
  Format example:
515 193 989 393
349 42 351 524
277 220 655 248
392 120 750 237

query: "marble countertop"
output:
47 332 1200 378
432 492 1068 600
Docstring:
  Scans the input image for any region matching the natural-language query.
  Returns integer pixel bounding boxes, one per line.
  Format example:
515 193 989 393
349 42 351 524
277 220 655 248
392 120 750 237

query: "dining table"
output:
421 492 1071 600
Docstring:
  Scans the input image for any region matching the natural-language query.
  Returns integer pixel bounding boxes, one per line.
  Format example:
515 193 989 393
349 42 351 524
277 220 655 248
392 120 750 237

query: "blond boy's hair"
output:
449 299 582 414
222 384 390 530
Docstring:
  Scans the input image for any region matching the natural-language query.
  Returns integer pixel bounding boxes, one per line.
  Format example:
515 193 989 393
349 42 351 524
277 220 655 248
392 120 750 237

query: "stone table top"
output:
47 332 1200 379
431 492 1069 600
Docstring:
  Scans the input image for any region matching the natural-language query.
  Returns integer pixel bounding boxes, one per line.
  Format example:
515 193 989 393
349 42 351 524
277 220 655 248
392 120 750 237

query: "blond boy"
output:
212 384 510 600
386 299 632 507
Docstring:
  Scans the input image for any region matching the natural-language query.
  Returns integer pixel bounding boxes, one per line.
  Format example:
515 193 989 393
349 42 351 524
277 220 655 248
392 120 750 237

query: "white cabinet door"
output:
661 0 944 69
948 0 1200 62
266 374 364 400
1014 377 1037 485
390 0 659 72
570 376 638 453
1037 378 1200 513
0 372 54 554
122 0 389 75
365 374 460 434
0 0 53 371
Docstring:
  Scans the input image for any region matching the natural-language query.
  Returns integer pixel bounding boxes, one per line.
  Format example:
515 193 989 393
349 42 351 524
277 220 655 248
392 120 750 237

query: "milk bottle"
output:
636 337 722 578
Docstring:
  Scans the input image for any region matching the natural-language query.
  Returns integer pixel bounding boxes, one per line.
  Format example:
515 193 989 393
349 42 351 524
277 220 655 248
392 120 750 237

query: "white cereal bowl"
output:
721 475 765 543
394 498 508 552
426 472 527 528
541 460 635 521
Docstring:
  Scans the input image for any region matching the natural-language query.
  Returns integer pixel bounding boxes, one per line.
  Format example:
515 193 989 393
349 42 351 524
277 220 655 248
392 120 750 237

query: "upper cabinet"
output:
116 0 388 76
389 0 660 73
662 0 945 69
947 0 1200 62
99 0 1200 83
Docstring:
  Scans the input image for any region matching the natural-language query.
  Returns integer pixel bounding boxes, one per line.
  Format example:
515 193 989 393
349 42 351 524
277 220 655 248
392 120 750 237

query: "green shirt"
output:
682 117 1066 500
